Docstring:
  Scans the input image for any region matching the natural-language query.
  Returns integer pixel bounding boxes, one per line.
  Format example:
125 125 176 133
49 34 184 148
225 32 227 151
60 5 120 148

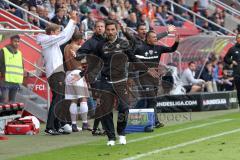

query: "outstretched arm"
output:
157 25 176 40
158 34 179 53
37 11 77 49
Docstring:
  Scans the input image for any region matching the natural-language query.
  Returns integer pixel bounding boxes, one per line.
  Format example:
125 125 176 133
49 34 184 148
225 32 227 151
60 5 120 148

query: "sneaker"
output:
107 140 115 146
119 136 126 145
45 129 60 135
92 128 106 136
82 123 92 131
92 128 100 136
62 124 72 133
155 122 164 128
72 124 80 132
58 128 71 134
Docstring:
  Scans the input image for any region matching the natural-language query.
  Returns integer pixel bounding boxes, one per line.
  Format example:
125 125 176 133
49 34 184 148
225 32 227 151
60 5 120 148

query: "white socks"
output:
79 102 88 123
69 102 78 124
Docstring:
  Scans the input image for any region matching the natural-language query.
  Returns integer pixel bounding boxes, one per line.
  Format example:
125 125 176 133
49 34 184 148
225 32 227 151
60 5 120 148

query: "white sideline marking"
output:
128 119 232 144
86 119 232 146
123 128 240 160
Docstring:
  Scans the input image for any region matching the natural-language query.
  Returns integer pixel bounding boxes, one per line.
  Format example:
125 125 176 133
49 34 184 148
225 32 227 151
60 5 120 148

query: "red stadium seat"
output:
10 103 18 110
4 104 11 111
0 104 3 111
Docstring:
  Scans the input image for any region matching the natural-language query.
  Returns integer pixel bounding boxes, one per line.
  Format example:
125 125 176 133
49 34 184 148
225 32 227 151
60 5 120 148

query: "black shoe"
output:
92 128 106 136
45 129 61 135
155 122 164 128
72 124 80 132
82 123 92 131
58 128 71 134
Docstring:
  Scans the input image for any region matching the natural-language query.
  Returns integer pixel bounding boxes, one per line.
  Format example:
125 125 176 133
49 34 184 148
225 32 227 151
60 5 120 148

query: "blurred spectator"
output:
0 35 24 103
28 0 44 7
181 61 205 93
200 61 214 92
27 13 40 27
108 11 118 21
116 0 128 19
44 0 56 19
38 6 50 29
174 0 190 20
160 5 174 24
233 24 240 34
124 0 133 13
0 0 9 9
142 2 155 21
198 0 209 16
198 0 208 10
220 66 234 91
124 12 138 29
7 6 23 19
21 3 30 22
138 14 151 31
95 0 110 17
155 6 167 26
81 12 95 32
202 21 211 31
133 3 143 22
192 1 200 14
51 8 69 26
110 0 119 12
9 0 24 6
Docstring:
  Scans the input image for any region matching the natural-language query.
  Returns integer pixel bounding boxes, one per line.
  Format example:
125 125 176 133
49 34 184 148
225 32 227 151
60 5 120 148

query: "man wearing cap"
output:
224 33 240 107
0 35 24 103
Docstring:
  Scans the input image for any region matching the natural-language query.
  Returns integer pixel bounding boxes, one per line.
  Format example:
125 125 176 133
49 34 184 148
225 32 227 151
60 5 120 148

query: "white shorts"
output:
65 70 89 100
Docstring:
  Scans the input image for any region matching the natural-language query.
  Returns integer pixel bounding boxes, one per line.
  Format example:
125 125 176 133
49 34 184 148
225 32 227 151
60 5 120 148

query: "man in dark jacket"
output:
134 30 179 128
121 23 176 52
224 33 240 106
121 23 176 111
93 20 155 146
76 20 105 135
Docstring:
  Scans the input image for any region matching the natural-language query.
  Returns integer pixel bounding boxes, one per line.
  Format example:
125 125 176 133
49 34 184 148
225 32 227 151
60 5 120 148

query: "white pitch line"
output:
128 119 232 144
123 128 240 160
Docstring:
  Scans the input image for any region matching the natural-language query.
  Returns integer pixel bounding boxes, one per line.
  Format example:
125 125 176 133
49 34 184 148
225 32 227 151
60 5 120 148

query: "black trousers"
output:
46 72 66 130
138 74 160 124
234 76 240 106
95 79 129 141
90 82 105 131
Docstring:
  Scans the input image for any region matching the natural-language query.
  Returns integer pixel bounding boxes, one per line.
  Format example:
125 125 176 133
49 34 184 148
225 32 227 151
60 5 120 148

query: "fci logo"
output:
35 84 45 91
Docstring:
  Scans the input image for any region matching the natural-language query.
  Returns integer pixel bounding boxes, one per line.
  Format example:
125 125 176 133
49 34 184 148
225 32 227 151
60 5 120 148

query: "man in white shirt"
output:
181 61 205 93
37 11 77 135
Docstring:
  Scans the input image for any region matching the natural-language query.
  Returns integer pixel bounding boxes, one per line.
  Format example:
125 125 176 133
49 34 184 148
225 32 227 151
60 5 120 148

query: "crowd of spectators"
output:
0 0 238 36
181 53 235 94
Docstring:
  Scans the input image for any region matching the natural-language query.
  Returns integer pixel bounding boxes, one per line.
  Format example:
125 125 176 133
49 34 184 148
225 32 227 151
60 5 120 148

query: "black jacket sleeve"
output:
157 32 168 40
158 41 179 53
122 29 134 40
85 42 104 83
224 47 233 65
125 49 148 72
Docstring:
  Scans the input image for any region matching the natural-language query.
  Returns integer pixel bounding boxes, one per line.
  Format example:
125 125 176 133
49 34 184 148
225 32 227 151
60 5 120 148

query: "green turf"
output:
142 131 240 160
5 110 239 160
